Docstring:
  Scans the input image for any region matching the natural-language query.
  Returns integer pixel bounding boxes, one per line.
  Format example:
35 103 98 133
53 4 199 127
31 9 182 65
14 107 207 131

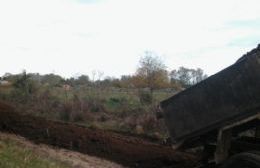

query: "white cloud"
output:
0 0 259 77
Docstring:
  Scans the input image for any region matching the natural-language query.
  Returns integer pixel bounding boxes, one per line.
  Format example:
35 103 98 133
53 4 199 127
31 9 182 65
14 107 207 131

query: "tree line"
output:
1 51 207 92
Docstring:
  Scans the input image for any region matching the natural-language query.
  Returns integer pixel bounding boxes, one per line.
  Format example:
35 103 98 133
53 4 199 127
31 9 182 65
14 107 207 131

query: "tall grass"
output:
0 85 175 138
0 139 69 168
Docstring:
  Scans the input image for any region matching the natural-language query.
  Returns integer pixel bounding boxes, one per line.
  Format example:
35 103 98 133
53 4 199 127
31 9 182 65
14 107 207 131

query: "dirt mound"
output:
0 101 198 168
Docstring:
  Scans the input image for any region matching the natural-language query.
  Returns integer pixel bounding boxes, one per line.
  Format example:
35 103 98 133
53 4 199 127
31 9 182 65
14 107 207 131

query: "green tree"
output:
170 67 207 88
191 68 208 85
41 74 63 86
75 75 90 86
12 71 39 102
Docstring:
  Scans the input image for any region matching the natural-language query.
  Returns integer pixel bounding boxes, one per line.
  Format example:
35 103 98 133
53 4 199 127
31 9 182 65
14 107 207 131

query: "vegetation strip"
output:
0 134 69 168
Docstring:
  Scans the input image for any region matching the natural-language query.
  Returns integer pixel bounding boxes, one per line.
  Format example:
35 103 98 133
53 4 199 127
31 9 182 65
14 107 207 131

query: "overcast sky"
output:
0 0 260 78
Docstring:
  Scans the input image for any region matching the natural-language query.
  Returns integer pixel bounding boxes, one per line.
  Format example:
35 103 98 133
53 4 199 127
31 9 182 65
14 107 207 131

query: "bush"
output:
59 103 71 121
107 97 127 109
138 91 152 105
71 111 84 122
137 114 157 131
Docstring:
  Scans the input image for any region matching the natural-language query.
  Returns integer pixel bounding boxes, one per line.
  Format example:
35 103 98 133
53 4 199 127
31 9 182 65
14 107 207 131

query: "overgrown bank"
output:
0 102 199 168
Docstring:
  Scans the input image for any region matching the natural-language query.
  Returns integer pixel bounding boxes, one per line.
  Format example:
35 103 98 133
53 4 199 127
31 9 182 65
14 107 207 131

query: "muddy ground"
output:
0 102 199 168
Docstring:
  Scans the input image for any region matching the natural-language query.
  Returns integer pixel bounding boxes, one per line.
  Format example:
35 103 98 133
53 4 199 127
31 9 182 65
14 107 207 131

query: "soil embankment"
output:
0 102 198 168
0 132 123 168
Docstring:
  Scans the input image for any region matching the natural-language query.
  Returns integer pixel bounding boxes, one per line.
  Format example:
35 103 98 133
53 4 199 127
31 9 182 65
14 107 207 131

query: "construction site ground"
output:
0 102 199 168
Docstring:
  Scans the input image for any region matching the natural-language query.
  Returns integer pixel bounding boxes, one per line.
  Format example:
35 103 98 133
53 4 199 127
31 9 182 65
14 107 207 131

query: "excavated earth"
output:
0 102 199 168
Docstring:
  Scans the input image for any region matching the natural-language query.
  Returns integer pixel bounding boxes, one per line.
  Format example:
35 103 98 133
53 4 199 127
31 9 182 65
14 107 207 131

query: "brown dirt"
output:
0 102 199 168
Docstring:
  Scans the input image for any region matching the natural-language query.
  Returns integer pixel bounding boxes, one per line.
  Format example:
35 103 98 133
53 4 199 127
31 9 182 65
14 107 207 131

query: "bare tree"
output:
170 67 207 88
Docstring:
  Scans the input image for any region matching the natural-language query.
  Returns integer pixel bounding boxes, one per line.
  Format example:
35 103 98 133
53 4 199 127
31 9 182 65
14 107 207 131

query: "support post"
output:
214 128 232 164
256 126 260 138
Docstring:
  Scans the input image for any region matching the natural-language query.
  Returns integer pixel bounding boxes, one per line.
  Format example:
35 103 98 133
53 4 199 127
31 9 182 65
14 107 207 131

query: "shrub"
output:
140 115 157 131
59 103 71 121
135 125 144 134
138 91 152 105
82 96 106 113
71 111 84 122
107 97 127 109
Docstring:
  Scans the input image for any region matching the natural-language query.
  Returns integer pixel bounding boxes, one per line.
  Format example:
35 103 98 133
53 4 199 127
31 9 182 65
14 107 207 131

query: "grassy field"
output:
0 138 68 168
